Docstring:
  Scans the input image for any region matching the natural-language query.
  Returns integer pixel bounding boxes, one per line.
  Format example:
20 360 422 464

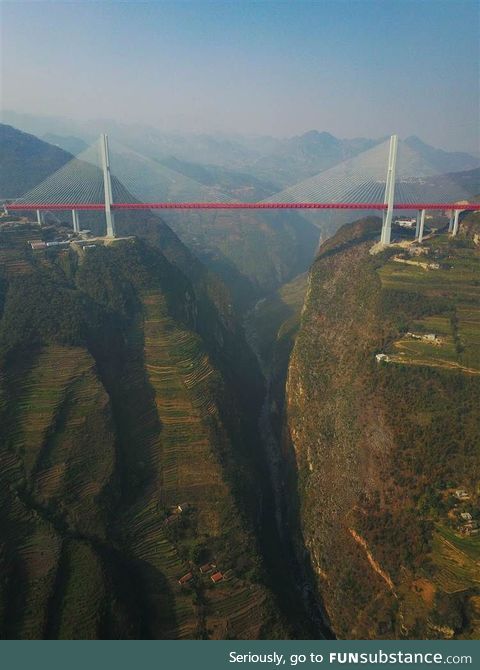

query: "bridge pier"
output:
417 209 426 243
72 209 80 233
452 209 461 236
415 210 421 239
36 209 43 226
448 211 454 233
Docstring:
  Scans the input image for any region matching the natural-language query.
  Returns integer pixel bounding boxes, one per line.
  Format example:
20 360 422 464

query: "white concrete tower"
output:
36 209 43 226
100 133 116 238
380 134 398 245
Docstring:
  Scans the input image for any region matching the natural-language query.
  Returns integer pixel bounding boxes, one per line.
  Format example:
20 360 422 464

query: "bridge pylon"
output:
100 133 116 238
380 134 398 246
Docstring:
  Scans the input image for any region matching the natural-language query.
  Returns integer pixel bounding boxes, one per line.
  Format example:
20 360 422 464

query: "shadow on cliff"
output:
88 304 182 638
281 422 335 639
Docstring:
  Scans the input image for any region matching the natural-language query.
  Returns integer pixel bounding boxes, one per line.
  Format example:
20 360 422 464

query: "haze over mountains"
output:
2 115 479 308
2 110 479 192
1 113 480 640
0 124 320 307
1 0 479 643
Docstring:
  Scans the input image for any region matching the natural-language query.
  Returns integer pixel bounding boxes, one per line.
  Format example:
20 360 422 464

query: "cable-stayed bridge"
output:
5 134 480 245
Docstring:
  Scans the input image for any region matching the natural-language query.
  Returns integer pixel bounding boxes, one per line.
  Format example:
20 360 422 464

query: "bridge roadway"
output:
7 202 480 211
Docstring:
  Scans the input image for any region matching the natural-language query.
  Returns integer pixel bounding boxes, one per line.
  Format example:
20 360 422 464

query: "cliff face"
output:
0 227 285 639
285 218 480 639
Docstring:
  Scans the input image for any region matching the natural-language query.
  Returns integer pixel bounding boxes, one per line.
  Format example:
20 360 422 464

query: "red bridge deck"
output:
6 202 480 211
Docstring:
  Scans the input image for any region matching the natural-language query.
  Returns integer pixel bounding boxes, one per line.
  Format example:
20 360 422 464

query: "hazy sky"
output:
1 0 479 151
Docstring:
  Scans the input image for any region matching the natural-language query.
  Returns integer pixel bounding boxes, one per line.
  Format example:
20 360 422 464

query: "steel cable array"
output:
9 136 476 211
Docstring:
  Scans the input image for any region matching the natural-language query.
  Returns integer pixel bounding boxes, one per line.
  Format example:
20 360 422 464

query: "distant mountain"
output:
264 139 480 208
0 124 72 198
404 135 479 174
94 139 233 203
160 155 278 201
441 166 480 196
253 132 478 189
0 110 262 168
42 133 88 156
3 110 478 188
0 110 93 142
247 131 382 186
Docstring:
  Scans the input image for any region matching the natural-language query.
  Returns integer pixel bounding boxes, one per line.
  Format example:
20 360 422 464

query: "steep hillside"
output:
0 124 71 198
0 226 288 639
285 218 480 639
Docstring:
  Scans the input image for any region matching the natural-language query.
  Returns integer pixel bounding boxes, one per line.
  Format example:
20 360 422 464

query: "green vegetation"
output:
379 237 480 373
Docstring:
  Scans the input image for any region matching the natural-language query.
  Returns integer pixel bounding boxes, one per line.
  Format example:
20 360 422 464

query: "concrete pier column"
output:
452 209 460 236
448 211 454 233
415 210 421 239
72 209 80 233
418 209 426 243
36 209 43 225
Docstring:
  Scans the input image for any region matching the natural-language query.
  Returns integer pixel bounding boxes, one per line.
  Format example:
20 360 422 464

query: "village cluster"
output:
178 563 226 587
375 331 442 364
28 227 98 251
163 503 229 587
449 488 479 537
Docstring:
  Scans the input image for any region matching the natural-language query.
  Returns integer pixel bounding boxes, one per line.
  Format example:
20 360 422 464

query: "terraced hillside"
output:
378 233 480 376
284 217 480 639
0 226 286 639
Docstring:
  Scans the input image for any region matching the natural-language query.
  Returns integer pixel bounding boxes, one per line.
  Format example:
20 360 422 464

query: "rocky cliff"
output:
285 218 480 639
